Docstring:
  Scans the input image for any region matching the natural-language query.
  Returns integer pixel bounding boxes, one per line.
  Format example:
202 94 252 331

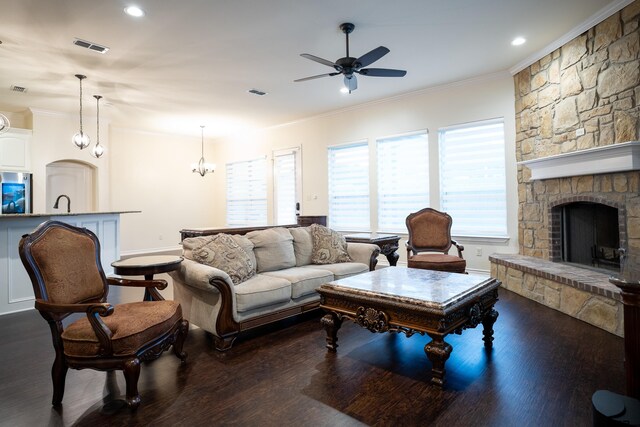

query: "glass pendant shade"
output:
90 95 105 158
72 131 90 149
72 74 90 149
192 125 216 176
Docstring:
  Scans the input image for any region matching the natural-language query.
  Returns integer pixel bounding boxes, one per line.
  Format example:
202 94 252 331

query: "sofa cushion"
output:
289 226 313 266
246 227 296 273
310 224 351 265
263 267 333 298
190 234 255 285
235 275 291 312
183 234 256 267
303 262 368 280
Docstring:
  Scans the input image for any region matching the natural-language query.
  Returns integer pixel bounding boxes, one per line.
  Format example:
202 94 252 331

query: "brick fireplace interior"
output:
552 199 622 272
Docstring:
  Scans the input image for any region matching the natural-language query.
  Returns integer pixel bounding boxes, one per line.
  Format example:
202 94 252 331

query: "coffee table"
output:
317 267 500 386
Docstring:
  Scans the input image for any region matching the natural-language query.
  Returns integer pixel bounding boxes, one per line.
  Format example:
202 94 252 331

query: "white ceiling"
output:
0 0 623 138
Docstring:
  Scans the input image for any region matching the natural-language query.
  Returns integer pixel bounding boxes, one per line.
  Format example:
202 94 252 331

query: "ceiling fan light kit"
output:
295 22 407 93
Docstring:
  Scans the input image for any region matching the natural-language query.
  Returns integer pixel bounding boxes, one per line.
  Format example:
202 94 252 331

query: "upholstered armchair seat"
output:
407 253 466 273
62 300 183 357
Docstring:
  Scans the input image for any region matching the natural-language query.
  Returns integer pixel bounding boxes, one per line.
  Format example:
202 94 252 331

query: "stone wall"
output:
514 1 640 258
490 253 623 336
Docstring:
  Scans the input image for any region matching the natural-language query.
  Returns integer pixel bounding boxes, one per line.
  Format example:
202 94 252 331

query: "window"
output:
226 157 267 226
273 148 301 225
328 142 370 230
439 118 507 237
377 131 429 232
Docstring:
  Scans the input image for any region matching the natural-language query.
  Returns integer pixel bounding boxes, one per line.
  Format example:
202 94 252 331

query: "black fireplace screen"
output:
561 202 620 271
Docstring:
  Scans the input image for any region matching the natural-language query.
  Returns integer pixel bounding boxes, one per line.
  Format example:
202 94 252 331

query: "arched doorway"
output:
46 160 97 213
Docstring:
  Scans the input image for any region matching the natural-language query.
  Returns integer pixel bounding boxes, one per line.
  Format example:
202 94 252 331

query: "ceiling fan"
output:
295 22 407 93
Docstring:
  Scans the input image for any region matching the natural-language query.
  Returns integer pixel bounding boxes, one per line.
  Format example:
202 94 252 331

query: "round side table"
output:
111 255 183 301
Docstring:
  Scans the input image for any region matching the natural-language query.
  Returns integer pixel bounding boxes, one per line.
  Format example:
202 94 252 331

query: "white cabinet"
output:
0 128 31 171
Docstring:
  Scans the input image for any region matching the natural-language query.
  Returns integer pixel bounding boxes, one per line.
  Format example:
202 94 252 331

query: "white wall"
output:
4 72 519 272
212 72 519 272
109 127 218 254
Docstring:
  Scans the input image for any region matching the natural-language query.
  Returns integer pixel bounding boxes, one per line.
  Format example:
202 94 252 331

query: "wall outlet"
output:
476 248 483 257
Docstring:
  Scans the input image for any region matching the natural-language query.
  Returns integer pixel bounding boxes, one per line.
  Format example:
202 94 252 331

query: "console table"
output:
344 233 400 266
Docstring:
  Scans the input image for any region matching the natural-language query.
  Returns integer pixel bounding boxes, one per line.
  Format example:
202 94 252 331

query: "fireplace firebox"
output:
558 202 621 272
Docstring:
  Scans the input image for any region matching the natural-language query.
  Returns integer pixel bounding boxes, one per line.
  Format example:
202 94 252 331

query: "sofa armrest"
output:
346 242 381 271
172 258 235 292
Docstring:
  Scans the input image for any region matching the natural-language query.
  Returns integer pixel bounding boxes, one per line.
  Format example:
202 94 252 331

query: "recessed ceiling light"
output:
511 37 526 46
124 6 145 17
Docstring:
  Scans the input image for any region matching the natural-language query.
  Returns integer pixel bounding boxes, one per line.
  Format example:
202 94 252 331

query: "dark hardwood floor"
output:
0 287 624 426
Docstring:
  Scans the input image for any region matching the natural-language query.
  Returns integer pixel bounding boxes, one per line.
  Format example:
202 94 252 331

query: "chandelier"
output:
72 74 90 149
191 125 215 176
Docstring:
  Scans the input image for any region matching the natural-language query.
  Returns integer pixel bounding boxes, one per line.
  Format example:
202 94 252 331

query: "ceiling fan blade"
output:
300 53 339 68
344 75 357 92
354 46 390 69
294 72 339 82
358 68 407 77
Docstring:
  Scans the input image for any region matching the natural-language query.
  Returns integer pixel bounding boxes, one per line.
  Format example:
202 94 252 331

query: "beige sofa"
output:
169 225 380 351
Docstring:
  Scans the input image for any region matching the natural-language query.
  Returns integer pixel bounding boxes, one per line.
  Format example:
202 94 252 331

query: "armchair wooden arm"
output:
451 240 465 258
107 277 167 301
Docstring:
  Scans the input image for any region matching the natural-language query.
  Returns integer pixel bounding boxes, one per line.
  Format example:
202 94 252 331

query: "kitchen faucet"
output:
53 194 71 213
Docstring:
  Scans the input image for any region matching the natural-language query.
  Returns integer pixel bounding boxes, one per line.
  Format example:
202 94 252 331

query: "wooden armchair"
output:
405 207 466 273
18 220 188 410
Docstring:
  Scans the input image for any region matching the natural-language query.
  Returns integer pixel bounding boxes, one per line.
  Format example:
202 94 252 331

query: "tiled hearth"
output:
490 253 622 336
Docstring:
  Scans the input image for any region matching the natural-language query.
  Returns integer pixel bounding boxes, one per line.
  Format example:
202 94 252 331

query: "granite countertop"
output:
0 210 141 218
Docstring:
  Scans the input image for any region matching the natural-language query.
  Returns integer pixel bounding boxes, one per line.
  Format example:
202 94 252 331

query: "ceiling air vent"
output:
10 85 27 93
248 89 267 96
73 38 110 54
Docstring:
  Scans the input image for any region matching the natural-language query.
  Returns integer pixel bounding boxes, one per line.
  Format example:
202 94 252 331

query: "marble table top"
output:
322 267 499 310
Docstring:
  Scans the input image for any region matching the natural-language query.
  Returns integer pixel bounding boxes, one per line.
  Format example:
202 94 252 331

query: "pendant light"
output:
191 125 216 176
90 95 105 158
72 74 91 149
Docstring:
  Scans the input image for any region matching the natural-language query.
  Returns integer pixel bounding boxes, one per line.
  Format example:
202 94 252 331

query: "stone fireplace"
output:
490 1 640 337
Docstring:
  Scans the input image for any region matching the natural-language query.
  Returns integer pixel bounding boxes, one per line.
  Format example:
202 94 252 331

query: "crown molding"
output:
509 0 634 75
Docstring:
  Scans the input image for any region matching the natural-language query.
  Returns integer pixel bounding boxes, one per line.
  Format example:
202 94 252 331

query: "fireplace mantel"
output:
519 141 640 180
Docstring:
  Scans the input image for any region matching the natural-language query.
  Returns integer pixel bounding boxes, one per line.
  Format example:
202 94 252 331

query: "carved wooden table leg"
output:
481 308 499 348
425 333 453 386
321 312 343 352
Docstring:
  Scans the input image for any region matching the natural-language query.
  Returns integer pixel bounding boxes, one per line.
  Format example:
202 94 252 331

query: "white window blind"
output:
377 131 429 232
226 157 267 226
328 142 370 231
439 119 507 237
273 149 300 225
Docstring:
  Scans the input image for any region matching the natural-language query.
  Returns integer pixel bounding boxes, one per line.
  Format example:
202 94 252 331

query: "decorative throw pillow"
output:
310 224 351 264
191 233 255 285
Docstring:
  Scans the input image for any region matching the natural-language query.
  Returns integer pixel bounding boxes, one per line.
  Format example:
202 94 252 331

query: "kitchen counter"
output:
0 211 138 315
0 210 140 218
